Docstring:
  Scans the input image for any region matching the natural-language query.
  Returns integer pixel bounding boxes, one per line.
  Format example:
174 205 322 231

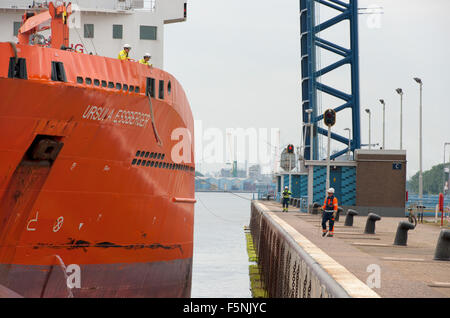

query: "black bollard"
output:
312 202 321 215
393 221 415 246
364 213 381 234
433 229 450 261
335 207 343 222
344 209 358 226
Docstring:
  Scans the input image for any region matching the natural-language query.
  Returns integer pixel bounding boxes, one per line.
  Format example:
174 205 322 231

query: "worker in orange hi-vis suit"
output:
322 188 338 237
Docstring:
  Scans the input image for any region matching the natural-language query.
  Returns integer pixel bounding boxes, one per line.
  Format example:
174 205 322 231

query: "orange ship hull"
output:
0 43 195 297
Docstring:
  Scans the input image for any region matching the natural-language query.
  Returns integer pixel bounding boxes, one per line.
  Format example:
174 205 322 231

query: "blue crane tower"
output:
300 0 361 160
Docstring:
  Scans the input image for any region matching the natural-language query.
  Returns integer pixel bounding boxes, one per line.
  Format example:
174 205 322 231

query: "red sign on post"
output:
439 193 444 226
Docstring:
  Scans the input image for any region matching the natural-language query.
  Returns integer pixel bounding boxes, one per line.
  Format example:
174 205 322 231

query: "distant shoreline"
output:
195 190 259 194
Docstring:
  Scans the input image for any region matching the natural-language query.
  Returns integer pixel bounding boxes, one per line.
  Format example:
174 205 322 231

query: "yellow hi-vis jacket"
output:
282 190 292 199
139 58 152 66
118 49 129 60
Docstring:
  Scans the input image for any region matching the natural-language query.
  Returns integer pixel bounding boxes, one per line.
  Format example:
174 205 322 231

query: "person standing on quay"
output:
322 188 338 237
282 186 292 212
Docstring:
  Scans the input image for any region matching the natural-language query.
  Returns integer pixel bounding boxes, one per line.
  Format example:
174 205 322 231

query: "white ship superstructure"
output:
0 0 187 68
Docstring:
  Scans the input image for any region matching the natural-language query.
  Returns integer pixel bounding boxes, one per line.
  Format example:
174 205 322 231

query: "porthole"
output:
132 159 137 165
150 152 155 158
116 83 122 90
141 160 146 166
77 76 84 84
129 85 134 92
94 79 100 86
145 152 150 158
157 153 161 160
167 81 171 95
161 154 165 160
123 84 128 91
102 80 107 87
85 77 92 85
140 152 145 158
150 161 155 167
135 86 140 93
136 151 141 157
137 159 142 165
146 161 150 167
158 162 162 168
108 82 114 88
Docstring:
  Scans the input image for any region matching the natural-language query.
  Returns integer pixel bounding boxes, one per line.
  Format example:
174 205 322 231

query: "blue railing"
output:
407 194 450 209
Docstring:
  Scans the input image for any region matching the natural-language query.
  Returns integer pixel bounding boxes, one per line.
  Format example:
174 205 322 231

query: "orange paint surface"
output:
0 42 195 268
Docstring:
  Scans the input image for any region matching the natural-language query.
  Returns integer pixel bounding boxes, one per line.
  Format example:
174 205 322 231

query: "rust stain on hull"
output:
31 239 184 255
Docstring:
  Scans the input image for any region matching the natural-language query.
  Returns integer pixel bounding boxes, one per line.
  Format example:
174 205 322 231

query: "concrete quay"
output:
251 200 450 298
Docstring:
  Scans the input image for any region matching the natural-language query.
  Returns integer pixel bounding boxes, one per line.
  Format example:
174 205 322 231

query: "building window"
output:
113 24 123 39
13 22 21 36
84 24 94 38
140 26 157 40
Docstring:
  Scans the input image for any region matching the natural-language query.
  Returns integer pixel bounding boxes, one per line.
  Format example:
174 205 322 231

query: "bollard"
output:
344 209 358 227
296 199 300 208
335 207 343 222
433 229 450 261
312 203 321 215
393 221 415 246
364 213 381 234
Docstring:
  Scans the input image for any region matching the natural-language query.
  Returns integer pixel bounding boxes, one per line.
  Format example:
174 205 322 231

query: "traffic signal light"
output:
324 109 336 127
287 144 294 153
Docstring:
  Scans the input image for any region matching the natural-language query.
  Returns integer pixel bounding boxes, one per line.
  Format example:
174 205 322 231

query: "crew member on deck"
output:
118 44 132 60
282 186 292 213
139 53 152 67
322 188 338 237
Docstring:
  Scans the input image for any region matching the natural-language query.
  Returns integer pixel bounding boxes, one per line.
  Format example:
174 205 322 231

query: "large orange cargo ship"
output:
0 2 195 297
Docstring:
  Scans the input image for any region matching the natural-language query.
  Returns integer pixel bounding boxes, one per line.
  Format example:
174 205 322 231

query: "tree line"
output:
407 163 448 195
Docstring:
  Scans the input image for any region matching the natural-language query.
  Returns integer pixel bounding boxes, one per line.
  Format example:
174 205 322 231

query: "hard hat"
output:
327 188 335 194
144 53 151 57
123 44 131 49
285 186 288 189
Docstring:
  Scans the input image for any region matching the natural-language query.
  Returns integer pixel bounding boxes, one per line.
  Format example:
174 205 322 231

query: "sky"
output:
163 0 450 178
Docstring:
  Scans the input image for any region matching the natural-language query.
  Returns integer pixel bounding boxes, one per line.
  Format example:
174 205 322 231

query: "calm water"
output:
191 192 253 298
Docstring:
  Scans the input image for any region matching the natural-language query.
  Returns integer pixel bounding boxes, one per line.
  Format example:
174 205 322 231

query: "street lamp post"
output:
344 128 351 160
306 109 313 161
396 88 404 150
379 99 386 150
365 109 371 150
414 77 423 221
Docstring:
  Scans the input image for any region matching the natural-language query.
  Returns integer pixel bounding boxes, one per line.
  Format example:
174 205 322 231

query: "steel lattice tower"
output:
300 0 361 160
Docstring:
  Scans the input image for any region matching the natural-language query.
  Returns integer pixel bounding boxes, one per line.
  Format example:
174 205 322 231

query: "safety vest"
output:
139 58 152 66
282 190 291 199
118 49 129 60
323 195 338 211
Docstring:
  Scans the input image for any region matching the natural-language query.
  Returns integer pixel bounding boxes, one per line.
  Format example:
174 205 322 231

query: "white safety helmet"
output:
327 188 335 194
144 52 151 58
123 44 131 49
285 186 288 189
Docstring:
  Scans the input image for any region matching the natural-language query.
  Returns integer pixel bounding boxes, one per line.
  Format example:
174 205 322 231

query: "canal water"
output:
191 192 253 298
